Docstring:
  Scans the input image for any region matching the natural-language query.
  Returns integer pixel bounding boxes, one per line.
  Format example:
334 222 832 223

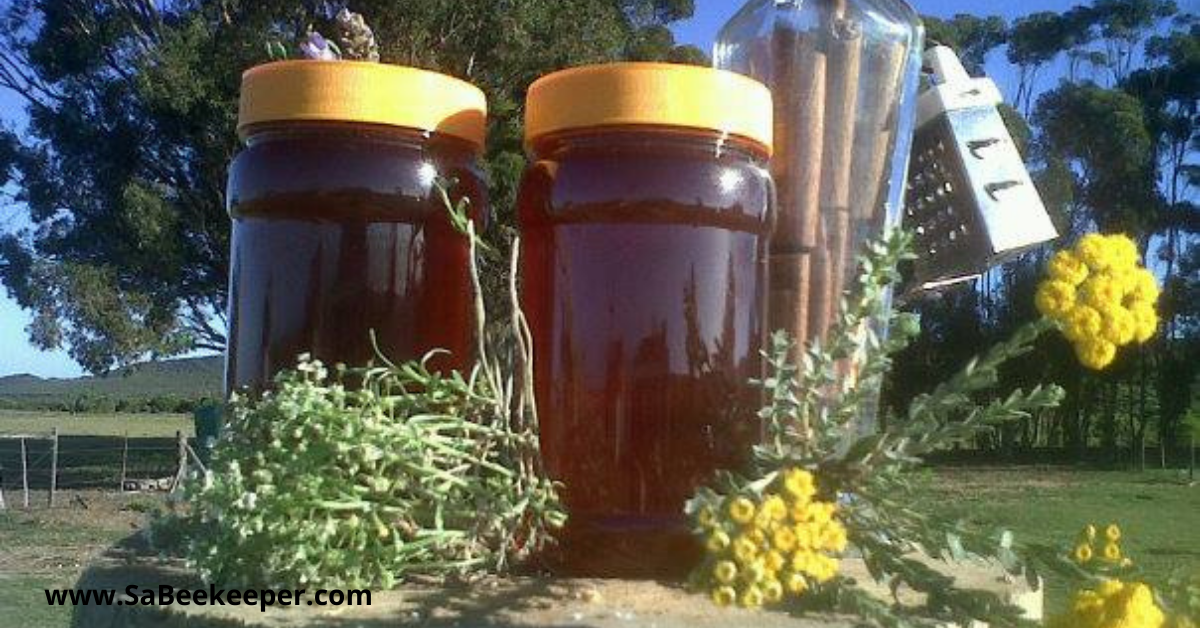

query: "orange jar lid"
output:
525 63 773 155
238 61 487 150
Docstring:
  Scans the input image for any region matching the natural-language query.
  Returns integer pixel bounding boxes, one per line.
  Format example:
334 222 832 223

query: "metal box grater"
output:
904 46 1058 289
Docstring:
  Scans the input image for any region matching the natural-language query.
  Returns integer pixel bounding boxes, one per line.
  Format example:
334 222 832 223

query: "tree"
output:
0 0 703 374
1007 10 1096 115
1088 0 1179 83
922 13 1008 76
1034 83 1159 235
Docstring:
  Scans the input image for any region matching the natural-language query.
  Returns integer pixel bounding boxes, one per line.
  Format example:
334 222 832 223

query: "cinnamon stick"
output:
815 1 863 341
848 41 905 225
770 253 811 348
767 25 827 348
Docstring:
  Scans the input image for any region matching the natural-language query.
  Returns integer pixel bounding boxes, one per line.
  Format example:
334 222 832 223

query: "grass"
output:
0 460 1196 626
0 410 194 438
918 466 1200 615
0 492 158 628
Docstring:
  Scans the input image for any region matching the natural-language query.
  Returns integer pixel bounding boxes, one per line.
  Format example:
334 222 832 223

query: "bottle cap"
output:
238 61 487 149
525 63 773 154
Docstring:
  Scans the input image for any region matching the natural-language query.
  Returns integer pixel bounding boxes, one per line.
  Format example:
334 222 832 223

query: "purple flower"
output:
299 31 338 60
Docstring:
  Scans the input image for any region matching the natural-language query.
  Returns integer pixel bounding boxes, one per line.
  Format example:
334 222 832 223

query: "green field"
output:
0 410 194 438
0 465 1196 627
919 466 1200 614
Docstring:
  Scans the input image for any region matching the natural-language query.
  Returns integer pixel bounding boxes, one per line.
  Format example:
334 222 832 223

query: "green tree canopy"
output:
0 0 704 374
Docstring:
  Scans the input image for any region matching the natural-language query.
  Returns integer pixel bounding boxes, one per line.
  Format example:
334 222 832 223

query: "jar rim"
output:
529 124 771 160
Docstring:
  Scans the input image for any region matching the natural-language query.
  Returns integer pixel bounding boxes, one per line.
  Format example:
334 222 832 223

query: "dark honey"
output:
225 122 485 393
519 129 773 576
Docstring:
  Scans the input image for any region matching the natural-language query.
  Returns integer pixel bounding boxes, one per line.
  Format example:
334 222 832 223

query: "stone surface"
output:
71 535 1040 628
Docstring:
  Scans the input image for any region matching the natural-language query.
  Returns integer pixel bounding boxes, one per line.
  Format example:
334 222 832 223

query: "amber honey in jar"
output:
518 63 775 576
225 61 487 393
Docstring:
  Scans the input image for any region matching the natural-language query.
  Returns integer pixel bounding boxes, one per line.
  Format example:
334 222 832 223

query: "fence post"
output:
48 428 59 508
119 432 129 492
20 437 28 509
1190 434 1196 484
171 430 186 492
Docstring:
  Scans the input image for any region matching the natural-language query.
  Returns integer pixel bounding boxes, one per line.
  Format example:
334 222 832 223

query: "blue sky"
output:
0 0 1195 378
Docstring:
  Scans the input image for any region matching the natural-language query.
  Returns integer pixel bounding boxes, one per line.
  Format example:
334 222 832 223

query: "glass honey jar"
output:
518 63 775 576
225 61 487 393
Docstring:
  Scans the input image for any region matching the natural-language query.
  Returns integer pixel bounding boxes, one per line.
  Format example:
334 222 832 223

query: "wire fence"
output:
0 430 204 509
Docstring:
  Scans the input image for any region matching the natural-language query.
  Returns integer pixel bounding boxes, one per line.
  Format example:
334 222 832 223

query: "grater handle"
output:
925 45 971 86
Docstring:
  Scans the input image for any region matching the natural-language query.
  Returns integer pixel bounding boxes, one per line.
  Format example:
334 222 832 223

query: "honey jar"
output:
225 61 487 392
518 63 775 576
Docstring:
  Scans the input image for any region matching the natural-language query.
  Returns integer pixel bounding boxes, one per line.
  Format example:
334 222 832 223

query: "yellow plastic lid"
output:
238 61 487 150
525 63 773 155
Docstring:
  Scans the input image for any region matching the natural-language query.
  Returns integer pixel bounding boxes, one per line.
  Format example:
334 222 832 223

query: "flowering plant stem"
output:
157 179 563 589
690 229 1065 627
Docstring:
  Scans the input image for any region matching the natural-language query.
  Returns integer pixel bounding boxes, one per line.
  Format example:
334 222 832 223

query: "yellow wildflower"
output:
711 586 737 607
1108 234 1140 269
742 559 768 585
1128 268 1160 304
1099 304 1137 346
1081 275 1123 309
1131 304 1158 344
783 468 816 501
713 560 738 585
821 525 849 552
740 585 764 609
1075 543 1094 564
807 502 835 525
1075 337 1117 370
764 550 787 574
1106 524 1122 542
697 506 717 529
806 554 838 583
792 523 813 549
1064 305 1105 342
791 551 813 573
1103 542 1122 562
1077 233 1116 271
1049 580 1165 628
706 530 731 553
732 536 759 564
728 497 756 525
759 495 788 524
1049 250 1090 286
1041 233 1159 371
1036 280 1078 318
1084 524 1098 541
785 571 809 595
762 578 784 604
772 525 798 552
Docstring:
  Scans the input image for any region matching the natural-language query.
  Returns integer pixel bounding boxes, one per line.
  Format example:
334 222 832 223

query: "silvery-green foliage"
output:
160 180 562 589
746 229 1064 627
172 353 561 589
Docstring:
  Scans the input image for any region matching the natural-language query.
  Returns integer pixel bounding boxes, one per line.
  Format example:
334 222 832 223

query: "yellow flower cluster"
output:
1037 234 1160 370
695 469 847 609
1049 580 1166 628
1073 523 1130 567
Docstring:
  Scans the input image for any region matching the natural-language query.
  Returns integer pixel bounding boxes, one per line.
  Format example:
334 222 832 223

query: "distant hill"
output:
0 356 223 410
